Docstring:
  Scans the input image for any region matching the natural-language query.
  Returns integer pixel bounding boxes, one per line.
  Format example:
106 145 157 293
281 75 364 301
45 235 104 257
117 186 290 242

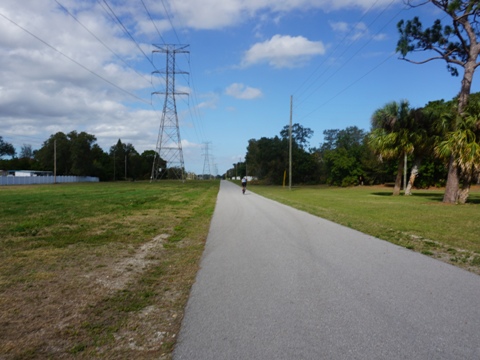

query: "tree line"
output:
227 92 480 203
0 132 165 181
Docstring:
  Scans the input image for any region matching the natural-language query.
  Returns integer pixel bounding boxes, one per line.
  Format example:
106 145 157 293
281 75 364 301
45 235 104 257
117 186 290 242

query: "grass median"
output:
0 180 219 359
249 183 480 274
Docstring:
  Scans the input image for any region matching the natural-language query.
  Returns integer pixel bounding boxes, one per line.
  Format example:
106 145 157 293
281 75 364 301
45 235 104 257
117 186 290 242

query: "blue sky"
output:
1 0 478 175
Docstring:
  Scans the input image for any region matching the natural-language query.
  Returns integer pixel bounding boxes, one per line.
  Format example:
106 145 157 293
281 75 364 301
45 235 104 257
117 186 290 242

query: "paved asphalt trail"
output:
173 180 480 360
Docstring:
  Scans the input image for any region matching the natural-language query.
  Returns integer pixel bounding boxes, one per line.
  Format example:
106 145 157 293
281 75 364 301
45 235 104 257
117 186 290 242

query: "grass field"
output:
249 184 480 274
0 180 219 359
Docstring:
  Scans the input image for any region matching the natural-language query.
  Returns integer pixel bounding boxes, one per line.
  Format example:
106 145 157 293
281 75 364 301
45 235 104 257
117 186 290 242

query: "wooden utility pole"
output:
54 139 57 184
289 95 292 190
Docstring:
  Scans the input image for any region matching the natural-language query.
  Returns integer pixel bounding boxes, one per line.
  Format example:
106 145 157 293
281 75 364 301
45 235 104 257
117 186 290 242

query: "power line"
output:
297 52 397 123
160 0 182 45
0 11 150 105
293 0 387 100
296 3 403 113
183 48 207 143
54 0 152 86
100 0 156 68
294 0 399 111
292 2 407 124
141 0 166 45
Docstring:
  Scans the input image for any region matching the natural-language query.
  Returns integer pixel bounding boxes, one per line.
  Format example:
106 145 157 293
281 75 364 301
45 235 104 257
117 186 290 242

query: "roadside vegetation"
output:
227 91 480 205
249 183 480 275
0 180 219 359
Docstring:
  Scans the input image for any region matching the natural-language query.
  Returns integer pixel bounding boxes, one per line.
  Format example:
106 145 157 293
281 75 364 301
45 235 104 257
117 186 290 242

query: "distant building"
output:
8 170 53 177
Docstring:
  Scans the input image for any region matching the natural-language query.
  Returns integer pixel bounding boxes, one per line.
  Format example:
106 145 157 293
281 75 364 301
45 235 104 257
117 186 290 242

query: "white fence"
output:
0 176 99 186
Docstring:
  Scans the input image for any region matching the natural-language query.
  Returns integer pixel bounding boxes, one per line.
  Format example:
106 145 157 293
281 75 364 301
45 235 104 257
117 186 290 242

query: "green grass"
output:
249 184 480 271
0 180 219 359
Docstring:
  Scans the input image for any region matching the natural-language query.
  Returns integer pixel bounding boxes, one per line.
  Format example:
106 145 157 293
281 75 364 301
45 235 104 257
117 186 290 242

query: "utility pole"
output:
151 44 189 181
54 139 57 184
289 95 293 190
113 149 116 181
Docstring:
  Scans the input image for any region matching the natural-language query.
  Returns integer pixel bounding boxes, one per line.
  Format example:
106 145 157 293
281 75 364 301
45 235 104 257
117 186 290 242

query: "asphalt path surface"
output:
174 180 480 359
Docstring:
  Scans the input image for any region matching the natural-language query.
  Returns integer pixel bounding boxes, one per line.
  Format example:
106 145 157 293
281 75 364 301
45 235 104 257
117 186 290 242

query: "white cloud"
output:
225 83 263 99
165 0 402 30
329 20 386 42
196 92 220 109
241 34 326 68
181 139 202 149
329 21 350 33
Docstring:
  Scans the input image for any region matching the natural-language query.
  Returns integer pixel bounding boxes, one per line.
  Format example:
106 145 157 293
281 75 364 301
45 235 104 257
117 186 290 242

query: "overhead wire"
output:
293 0 385 101
141 0 168 88
54 0 152 87
293 0 406 122
294 0 398 112
154 0 193 91
55 0 172 132
141 0 166 45
297 52 397 123
160 0 182 45
99 0 156 68
186 50 208 142
296 1 403 113
0 11 150 105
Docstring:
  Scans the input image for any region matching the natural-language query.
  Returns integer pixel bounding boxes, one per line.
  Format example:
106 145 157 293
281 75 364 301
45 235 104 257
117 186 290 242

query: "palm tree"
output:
369 100 413 195
435 100 480 204
404 108 435 195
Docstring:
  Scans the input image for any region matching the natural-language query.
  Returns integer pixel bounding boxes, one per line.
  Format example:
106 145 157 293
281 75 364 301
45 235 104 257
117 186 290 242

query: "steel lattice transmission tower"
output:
151 44 189 181
202 142 212 180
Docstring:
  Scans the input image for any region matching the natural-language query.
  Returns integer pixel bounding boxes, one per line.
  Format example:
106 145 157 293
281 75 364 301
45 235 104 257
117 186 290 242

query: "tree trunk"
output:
458 167 473 204
393 155 404 196
405 157 421 196
443 57 476 203
443 156 460 204
458 180 470 204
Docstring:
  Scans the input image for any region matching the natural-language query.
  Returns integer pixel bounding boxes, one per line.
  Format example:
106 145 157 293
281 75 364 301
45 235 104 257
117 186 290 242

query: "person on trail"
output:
241 176 247 194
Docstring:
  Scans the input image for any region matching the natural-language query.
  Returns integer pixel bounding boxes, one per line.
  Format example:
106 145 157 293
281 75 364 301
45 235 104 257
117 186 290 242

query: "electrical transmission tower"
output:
151 44 189 181
202 142 211 180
